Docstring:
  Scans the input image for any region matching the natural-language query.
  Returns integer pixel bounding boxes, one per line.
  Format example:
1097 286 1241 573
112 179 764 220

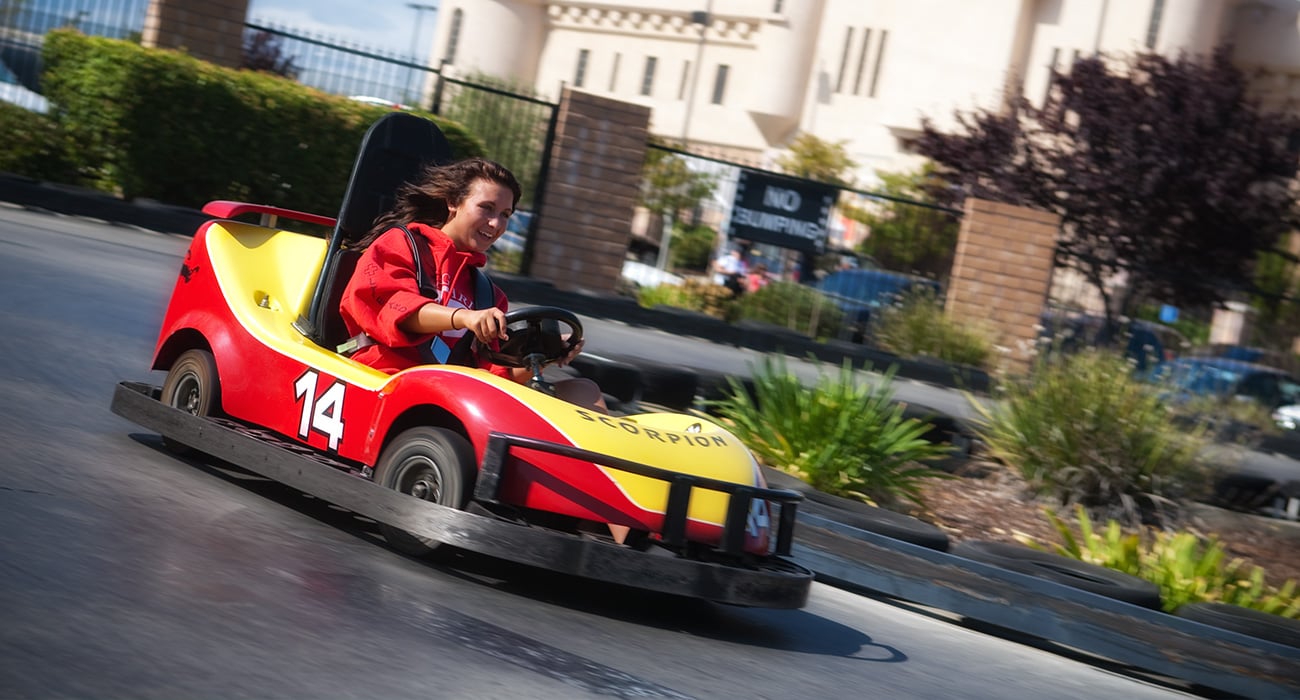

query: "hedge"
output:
34 29 485 215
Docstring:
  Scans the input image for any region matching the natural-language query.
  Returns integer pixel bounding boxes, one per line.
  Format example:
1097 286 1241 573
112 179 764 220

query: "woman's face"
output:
443 178 514 254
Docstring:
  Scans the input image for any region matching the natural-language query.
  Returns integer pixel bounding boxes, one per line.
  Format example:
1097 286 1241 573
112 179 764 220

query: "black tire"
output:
949 540 1164 609
805 491 951 551
635 361 699 412
760 466 951 551
372 427 477 557
159 349 220 456
568 354 642 405
1176 602 1300 648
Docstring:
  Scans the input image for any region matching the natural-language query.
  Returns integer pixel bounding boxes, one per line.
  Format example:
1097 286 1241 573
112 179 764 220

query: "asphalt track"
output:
0 203 1217 698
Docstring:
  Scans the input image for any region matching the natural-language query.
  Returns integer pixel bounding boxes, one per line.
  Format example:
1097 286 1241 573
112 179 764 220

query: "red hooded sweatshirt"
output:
339 222 509 376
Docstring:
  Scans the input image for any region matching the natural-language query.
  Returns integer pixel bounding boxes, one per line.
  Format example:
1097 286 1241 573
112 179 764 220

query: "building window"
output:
1145 0 1165 49
443 9 463 64
853 29 872 95
679 60 691 100
868 30 888 97
711 64 729 104
835 27 854 94
609 53 621 92
641 56 657 96
574 49 589 88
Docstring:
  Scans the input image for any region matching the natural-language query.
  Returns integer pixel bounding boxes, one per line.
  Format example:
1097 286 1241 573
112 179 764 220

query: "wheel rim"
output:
398 457 443 503
172 372 202 415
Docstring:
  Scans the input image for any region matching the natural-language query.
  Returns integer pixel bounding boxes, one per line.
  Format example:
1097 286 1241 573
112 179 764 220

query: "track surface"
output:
0 205 1195 698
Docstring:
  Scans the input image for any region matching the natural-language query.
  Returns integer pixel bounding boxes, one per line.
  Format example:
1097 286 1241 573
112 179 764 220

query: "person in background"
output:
712 248 747 296
745 262 770 293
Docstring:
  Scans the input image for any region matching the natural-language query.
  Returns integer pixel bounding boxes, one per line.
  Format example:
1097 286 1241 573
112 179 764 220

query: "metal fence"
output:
0 2 558 264
636 144 964 346
1 0 147 111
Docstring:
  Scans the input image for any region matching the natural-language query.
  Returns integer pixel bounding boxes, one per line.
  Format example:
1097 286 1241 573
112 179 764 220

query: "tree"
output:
241 30 299 79
441 71 551 211
843 164 961 279
639 144 717 269
775 132 856 186
911 48 1300 326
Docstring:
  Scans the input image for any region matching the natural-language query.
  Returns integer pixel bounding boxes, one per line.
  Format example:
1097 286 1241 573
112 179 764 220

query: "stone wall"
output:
142 0 250 68
946 198 1060 376
528 88 651 293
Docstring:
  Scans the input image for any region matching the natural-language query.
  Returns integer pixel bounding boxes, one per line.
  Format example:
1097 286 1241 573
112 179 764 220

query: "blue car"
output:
1149 356 1300 412
815 268 941 341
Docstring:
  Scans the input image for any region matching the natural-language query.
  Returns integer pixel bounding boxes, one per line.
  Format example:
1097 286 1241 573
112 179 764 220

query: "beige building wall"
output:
142 0 249 68
428 0 1300 184
947 199 1060 376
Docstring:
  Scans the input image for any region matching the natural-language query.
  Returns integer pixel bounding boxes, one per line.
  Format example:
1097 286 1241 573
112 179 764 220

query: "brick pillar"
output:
946 198 1060 376
529 88 651 293
141 0 250 68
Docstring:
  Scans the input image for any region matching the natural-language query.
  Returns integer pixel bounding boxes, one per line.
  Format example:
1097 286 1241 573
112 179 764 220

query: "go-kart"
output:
111 113 811 608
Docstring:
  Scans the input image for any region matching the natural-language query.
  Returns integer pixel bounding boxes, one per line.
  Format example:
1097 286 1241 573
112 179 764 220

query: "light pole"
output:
405 3 438 103
680 3 712 148
660 3 712 271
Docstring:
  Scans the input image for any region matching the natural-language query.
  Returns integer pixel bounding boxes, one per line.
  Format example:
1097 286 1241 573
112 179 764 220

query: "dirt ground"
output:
912 462 1300 589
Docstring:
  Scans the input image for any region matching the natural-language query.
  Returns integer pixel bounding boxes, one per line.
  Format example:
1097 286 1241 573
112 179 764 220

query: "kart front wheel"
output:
160 349 220 456
373 426 476 557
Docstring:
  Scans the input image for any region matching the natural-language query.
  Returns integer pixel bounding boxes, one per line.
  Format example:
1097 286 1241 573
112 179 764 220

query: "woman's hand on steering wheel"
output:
556 337 584 367
459 307 509 344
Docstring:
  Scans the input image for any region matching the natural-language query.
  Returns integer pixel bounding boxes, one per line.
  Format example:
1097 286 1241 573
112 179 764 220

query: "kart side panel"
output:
110 382 812 608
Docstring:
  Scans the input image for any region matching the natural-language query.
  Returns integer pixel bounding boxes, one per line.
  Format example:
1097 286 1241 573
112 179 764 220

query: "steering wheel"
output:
473 306 583 392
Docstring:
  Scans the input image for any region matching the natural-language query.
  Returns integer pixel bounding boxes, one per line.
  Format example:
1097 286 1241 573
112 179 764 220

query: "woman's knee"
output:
555 377 606 412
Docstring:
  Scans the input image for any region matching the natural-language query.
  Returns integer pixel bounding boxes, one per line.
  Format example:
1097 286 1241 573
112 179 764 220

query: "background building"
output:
431 0 1300 186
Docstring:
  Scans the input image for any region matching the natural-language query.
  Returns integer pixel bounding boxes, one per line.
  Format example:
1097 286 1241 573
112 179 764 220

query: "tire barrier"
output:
567 354 642 406
762 466 951 551
949 540 1164 609
1176 601 1300 649
631 360 699 412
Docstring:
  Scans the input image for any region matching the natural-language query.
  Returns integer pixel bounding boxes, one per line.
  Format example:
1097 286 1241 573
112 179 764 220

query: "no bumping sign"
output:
728 169 839 254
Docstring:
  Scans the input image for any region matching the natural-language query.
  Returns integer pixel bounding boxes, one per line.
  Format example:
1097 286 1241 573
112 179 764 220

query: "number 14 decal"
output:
294 369 345 451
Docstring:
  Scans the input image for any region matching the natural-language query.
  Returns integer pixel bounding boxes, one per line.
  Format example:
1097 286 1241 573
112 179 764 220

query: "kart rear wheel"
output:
160 349 220 456
373 427 476 557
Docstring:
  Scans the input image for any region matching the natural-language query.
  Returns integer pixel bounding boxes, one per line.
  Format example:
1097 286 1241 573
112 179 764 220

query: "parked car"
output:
1148 357 1300 417
0 59 47 114
348 94 412 110
814 268 941 342
1039 311 1188 372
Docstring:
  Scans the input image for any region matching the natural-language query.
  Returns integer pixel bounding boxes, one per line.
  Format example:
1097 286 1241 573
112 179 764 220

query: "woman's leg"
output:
554 377 627 542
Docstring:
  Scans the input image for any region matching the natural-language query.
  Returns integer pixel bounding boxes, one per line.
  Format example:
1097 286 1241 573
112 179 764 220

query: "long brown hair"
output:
356 157 522 249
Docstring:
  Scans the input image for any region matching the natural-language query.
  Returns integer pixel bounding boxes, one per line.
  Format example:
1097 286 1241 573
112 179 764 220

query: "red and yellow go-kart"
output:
111 113 811 608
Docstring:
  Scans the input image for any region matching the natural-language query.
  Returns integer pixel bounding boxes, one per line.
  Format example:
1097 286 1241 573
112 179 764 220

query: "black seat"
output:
296 113 455 350
318 248 362 353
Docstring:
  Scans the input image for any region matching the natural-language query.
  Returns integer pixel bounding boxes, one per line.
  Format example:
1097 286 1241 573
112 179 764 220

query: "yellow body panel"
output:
204 221 390 388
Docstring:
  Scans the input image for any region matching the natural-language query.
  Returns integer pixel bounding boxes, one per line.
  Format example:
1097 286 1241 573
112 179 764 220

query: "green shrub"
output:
0 103 81 183
668 223 716 271
707 355 953 508
40 30 483 212
972 349 1209 520
636 277 735 319
1033 506 1299 617
734 281 845 339
873 288 993 369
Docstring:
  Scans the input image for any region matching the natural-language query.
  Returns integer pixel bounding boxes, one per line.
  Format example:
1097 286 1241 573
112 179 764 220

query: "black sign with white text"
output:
728 170 838 254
